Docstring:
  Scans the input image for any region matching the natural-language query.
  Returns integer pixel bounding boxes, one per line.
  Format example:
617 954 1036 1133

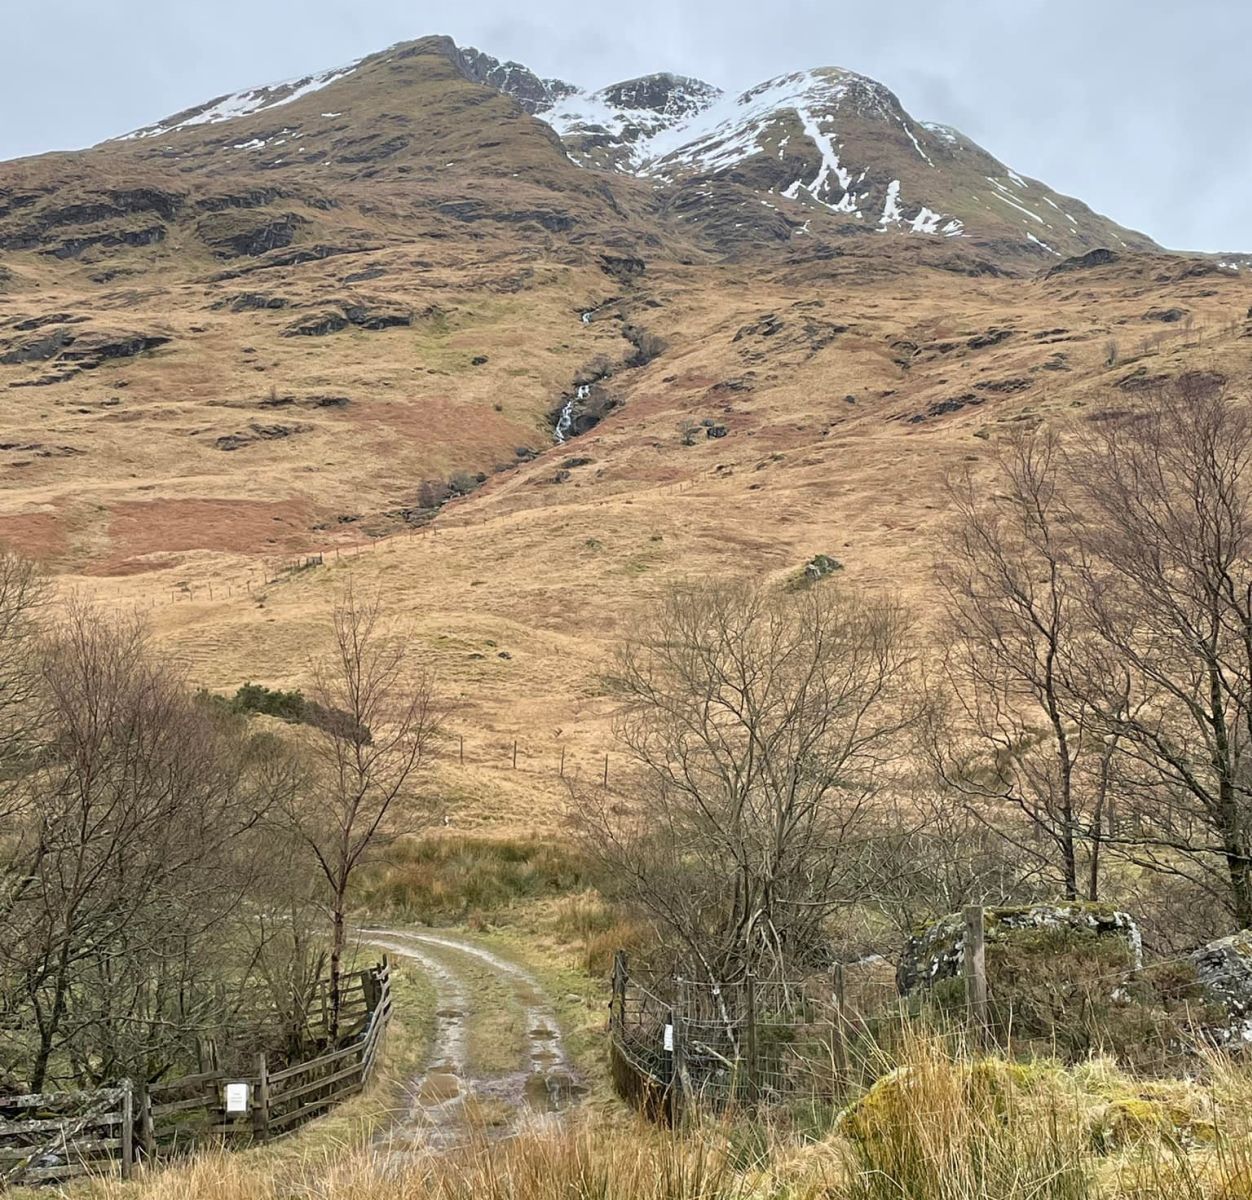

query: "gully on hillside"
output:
551 293 664 444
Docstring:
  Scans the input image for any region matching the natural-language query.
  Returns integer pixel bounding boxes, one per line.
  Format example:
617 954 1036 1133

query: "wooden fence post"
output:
611 950 627 1036
512 739 518 770
743 970 758 1104
603 754 609 788
559 746 565 778
459 735 464 765
664 1005 676 1093
120 1080 134 1180
667 1000 688 1125
964 905 989 1047
831 962 849 1089
254 1054 270 1141
140 1083 156 1162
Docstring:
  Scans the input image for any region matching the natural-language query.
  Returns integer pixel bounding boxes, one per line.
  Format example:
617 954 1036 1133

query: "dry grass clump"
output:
834 1035 1252 1200
76 1127 766 1200
66 1035 1252 1200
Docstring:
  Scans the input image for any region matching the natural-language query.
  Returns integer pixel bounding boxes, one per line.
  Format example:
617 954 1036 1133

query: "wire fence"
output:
608 908 1252 1123
609 951 876 1121
74 474 711 611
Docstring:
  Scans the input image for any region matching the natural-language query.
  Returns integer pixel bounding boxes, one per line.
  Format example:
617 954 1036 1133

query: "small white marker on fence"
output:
663 1024 674 1051
223 1082 250 1114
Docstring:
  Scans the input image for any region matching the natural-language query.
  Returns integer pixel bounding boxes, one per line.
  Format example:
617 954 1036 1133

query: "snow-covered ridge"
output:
546 74 724 171
116 59 364 141
547 67 967 237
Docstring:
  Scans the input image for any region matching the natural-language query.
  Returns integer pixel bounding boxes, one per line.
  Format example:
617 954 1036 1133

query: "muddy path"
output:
360 928 586 1155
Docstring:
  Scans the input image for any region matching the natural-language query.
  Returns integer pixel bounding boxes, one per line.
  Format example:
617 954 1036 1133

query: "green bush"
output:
202 682 371 744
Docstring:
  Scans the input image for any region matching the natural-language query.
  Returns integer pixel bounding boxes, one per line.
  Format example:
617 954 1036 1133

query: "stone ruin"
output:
898 902 1252 1046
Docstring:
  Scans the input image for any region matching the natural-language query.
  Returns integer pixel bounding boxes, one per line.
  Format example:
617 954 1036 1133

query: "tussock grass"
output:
358 836 589 921
65 1035 1252 1200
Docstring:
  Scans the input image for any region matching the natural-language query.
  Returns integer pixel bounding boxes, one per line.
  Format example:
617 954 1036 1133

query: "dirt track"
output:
361 929 585 1153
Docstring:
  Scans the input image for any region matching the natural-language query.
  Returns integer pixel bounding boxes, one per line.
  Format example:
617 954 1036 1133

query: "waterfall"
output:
554 399 575 444
581 311 593 324
554 385 591 444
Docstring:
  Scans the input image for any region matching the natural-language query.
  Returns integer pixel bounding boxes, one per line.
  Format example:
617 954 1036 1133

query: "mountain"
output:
0 33 1248 823
0 35 1153 269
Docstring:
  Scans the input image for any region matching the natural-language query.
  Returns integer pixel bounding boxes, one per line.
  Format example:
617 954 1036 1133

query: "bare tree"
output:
1 602 289 1088
934 429 1112 900
576 579 920 984
285 585 440 1036
0 551 47 821
1073 372 1252 927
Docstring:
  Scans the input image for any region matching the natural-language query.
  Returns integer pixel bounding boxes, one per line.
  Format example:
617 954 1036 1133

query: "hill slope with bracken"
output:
0 33 1250 828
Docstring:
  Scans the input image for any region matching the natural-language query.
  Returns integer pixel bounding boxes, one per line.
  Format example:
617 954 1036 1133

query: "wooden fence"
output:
0 962 391 1189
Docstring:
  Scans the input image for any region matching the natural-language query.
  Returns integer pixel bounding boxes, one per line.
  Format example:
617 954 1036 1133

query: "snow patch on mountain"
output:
118 61 363 141
782 107 859 213
547 74 723 171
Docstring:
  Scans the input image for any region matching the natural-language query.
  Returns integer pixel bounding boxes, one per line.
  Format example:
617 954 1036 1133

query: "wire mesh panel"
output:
609 958 856 1116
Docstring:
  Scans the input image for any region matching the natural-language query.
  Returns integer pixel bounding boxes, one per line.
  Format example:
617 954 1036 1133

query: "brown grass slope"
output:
0 36 1248 835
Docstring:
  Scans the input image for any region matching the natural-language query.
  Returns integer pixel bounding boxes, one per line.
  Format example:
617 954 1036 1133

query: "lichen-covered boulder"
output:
1189 930 1252 1043
897 903 1143 997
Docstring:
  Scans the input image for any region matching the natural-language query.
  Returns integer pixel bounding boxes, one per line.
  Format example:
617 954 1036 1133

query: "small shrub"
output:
225 682 370 743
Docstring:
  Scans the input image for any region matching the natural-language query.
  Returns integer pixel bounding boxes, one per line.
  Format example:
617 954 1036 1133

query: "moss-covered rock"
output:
838 1052 1218 1160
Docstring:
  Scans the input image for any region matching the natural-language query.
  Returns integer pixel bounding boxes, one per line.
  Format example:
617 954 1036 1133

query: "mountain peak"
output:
455 45 578 114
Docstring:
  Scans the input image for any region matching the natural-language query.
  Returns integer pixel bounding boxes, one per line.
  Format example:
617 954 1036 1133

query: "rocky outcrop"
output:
259 392 350 410
967 327 1015 349
804 554 842 582
343 303 412 330
733 312 846 364
908 394 984 423
436 199 576 233
1188 932 1252 1044
11 312 88 332
209 243 383 281
57 330 171 369
214 422 313 451
455 46 577 114
1046 248 1120 277
40 225 167 259
599 255 645 281
0 328 77 364
215 292 290 312
0 441 85 458
280 302 413 337
195 188 289 213
197 211 307 258
282 311 349 338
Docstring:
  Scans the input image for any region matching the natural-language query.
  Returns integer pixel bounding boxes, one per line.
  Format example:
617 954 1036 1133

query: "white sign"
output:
224 1082 250 1114
663 1023 674 1052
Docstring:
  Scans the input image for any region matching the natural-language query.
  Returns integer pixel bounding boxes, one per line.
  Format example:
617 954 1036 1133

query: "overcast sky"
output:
3 1 1247 251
